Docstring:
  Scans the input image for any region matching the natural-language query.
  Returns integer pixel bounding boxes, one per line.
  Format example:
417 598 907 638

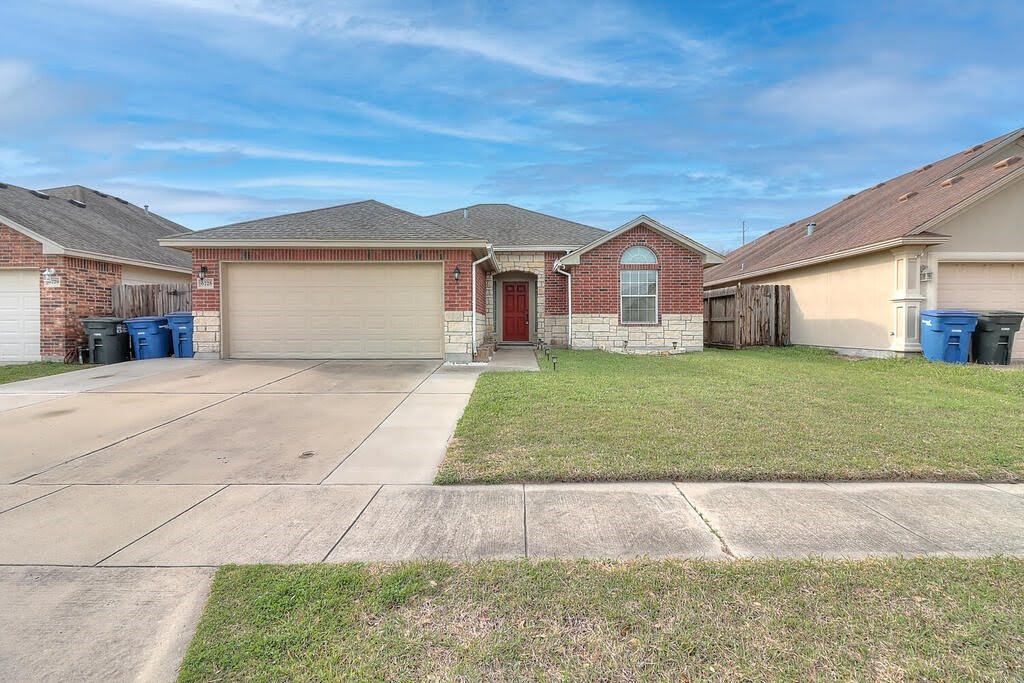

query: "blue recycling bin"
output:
166 311 195 358
124 316 172 360
920 310 980 364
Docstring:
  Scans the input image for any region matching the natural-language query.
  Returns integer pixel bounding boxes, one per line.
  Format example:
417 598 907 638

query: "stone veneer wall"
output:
570 313 702 352
487 250 570 344
192 310 221 359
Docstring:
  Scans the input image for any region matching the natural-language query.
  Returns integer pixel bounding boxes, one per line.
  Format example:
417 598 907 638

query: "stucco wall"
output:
930 175 1024 255
744 251 895 352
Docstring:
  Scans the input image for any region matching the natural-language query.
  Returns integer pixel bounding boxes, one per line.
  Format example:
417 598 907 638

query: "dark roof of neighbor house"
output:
162 199 482 243
429 204 607 247
706 127 1024 285
0 182 191 270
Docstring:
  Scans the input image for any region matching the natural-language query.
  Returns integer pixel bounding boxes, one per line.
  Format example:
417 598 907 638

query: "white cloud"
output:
340 100 538 143
0 147 57 177
89 0 719 87
755 66 1015 132
135 139 420 166
232 174 466 198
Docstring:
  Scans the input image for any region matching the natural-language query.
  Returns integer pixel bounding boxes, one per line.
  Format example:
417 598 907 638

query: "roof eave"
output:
558 215 724 266
704 234 951 288
158 238 491 250
0 212 66 254
61 248 192 274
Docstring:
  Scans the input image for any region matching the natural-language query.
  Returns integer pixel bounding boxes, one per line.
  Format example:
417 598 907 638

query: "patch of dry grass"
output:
179 558 1024 681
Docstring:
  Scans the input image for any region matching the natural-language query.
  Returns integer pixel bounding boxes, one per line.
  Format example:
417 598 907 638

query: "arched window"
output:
620 246 658 324
620 246 658 265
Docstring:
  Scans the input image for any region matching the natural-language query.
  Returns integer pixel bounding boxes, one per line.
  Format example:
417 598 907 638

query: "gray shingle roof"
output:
164 200 482 242
428 204 607 247
0 183 191 270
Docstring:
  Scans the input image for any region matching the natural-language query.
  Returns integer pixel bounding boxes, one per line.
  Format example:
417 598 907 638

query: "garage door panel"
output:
225 263 443 359
0 270 41 362
938 262 1024 360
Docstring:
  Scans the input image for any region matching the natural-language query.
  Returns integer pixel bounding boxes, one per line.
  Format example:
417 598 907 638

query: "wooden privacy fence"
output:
111 284 192 318
703 284 791 349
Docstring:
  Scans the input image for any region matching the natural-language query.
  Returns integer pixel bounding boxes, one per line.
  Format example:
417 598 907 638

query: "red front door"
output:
502 282 530 341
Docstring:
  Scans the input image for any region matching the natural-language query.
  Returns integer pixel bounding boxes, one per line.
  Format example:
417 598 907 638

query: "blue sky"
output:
0 0 1021 250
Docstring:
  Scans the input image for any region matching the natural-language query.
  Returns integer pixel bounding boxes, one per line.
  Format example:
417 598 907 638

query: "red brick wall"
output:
570 224 704 316
57 257 120 354
1 223 121 358
544 251 568 315
188 247 477 312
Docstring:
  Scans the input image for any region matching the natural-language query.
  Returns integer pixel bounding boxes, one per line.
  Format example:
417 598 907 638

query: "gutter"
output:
705 234 950 288
470 246 498 357
553 251 573 348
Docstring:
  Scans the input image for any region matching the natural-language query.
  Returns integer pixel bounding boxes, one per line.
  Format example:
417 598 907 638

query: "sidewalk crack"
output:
673 483 735 559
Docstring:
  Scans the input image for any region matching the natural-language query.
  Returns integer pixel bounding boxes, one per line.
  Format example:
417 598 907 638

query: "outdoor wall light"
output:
453 265 461 281
199 265 208 279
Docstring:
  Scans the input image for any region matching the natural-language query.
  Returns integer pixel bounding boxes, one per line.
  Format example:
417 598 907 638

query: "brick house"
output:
160 201 722 362
1 183 192 361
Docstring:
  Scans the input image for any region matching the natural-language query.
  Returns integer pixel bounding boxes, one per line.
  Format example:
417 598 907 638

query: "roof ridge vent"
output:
0 182 7 189
993 156 1021 169
915 163 933 173
843 193 856 200
92 189 109 198
940 175 963 187
67 198 87 208
30 189 49 199
898 191 918 203
873 182 886 189
963 144 984 155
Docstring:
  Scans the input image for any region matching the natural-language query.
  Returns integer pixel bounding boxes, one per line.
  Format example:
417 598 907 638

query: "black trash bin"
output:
971 311 1024 365
83 316 130 365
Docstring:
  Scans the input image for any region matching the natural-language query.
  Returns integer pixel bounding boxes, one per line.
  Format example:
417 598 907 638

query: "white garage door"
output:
224 262 444 359
938 262 1024 360
0 269 41 362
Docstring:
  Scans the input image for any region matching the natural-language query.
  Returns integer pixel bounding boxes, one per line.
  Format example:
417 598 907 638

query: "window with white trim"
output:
620 247 658 324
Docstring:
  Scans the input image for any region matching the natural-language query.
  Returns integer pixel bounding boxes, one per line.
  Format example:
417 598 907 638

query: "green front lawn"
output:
179 559 1024 681
0 361 90 385
438 348 1023 483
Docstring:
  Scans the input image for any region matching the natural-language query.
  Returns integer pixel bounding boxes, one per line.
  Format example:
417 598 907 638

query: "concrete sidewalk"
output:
2 481 1020 565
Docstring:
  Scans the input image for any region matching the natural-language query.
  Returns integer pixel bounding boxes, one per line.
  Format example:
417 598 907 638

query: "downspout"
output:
470 247 496 358
554 253 573 349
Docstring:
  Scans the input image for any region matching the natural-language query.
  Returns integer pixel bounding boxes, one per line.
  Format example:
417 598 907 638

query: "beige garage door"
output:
224 262 443 359
938 262 1024 360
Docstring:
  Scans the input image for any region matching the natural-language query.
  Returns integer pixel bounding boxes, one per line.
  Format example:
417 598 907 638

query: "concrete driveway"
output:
3 357 473 486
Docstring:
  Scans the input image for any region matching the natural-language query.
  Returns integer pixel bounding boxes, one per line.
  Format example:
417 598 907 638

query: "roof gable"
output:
707 127 1024 285
558 215 724 266
428 204 607 248
0 182 191 271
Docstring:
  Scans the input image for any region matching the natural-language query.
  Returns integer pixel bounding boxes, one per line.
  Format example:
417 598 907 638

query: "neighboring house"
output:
706 127 1024 360
0 183 192 361
159 201 722 362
